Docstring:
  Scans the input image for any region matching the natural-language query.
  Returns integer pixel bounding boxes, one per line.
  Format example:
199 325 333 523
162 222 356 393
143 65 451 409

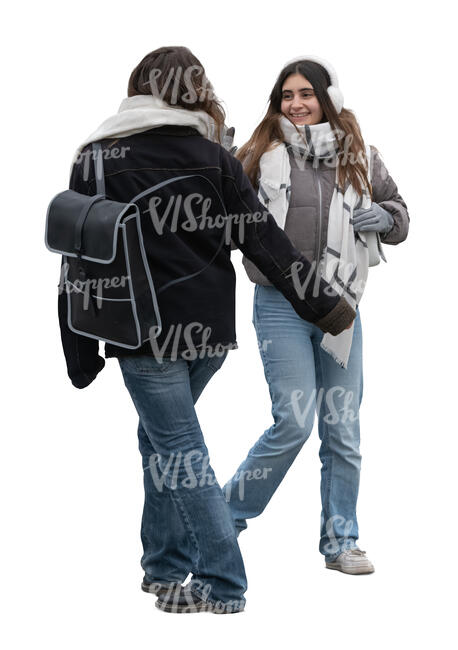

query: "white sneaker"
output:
325 549 375 574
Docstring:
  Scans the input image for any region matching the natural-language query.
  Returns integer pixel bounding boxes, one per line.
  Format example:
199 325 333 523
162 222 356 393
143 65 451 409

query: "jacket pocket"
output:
284 205 318 258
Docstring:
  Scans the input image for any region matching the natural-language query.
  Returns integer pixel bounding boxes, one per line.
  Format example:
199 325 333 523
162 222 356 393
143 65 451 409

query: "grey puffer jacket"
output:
242 145 409 286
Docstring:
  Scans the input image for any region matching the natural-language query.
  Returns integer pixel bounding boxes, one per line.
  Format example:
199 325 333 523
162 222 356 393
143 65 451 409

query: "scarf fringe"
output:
319 339 348 370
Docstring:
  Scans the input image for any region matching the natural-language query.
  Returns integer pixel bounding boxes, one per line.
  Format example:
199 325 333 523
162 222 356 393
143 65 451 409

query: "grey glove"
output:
352 202 394 233
221 126 237 154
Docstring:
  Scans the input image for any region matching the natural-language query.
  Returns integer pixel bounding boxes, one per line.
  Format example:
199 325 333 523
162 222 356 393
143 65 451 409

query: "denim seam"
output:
169 490 202 575
253 289 276 432
313 339 334 553
253 288 273 385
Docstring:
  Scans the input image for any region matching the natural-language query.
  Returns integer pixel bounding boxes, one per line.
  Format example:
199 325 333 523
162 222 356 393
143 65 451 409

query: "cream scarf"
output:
257 116 374 369
71 94 225 170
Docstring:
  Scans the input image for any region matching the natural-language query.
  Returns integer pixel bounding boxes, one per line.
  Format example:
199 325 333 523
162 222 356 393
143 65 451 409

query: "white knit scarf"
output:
257 115 374 369
71 94 225 170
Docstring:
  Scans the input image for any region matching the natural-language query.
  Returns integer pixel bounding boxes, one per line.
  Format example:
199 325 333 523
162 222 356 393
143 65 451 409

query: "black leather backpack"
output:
45 142 162 349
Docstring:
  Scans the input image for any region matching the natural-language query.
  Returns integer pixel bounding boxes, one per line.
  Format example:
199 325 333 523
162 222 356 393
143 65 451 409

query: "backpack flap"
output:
45 189 139 263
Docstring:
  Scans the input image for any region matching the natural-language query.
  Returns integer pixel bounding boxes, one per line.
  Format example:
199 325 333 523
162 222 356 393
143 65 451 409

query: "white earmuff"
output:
282 55 344 114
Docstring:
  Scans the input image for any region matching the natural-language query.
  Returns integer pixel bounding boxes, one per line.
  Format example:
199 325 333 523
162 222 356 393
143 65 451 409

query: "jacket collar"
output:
142 124 201 137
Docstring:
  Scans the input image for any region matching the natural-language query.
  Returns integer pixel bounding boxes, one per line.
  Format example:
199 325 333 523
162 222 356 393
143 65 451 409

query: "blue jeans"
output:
223 285 363 562
118 351 246 610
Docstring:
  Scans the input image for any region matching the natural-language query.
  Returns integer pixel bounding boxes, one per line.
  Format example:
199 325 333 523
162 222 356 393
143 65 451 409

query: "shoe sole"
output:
155 599 243 614
325 563 375 575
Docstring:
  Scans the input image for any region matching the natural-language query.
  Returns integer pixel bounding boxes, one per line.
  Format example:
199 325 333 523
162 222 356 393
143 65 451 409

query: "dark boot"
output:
155 585 244 614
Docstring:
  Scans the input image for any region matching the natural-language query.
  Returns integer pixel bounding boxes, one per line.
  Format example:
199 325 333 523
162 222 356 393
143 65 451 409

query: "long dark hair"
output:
237 60 371 197
127 46 226 143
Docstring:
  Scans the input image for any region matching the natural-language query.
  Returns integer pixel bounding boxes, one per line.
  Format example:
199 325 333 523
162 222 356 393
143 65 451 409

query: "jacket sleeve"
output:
370 145 410 245
57 151 105 389
220 150 355 335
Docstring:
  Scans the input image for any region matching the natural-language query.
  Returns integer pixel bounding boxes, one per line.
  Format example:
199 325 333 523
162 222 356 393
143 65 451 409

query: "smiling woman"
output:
225 54 410 576
237 57 370 195
280 74 324 125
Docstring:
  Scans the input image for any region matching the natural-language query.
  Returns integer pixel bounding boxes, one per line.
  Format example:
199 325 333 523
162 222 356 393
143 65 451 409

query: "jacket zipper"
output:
314 164 323 272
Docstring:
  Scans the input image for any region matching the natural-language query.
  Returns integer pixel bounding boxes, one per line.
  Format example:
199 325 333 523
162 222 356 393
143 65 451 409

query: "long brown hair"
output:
127 46 226 143
237 60 371 197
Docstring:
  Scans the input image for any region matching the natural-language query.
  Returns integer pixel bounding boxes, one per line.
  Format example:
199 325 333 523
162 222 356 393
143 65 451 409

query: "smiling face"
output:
280 73 324 126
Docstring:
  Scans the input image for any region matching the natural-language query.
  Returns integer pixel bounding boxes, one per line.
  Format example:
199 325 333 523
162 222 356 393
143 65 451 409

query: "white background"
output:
2 0 457 647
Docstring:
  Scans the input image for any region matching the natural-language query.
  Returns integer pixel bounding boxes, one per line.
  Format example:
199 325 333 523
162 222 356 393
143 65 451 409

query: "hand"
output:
71 354 105 389
222 126 236 153
345 320 354 330
352 202 394 233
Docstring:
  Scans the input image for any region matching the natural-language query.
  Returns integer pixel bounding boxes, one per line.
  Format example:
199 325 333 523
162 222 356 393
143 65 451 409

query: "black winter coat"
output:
58 125 354 388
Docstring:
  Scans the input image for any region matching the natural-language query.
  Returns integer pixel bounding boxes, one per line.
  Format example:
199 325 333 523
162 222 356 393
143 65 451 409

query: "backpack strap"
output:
92 142 106 197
